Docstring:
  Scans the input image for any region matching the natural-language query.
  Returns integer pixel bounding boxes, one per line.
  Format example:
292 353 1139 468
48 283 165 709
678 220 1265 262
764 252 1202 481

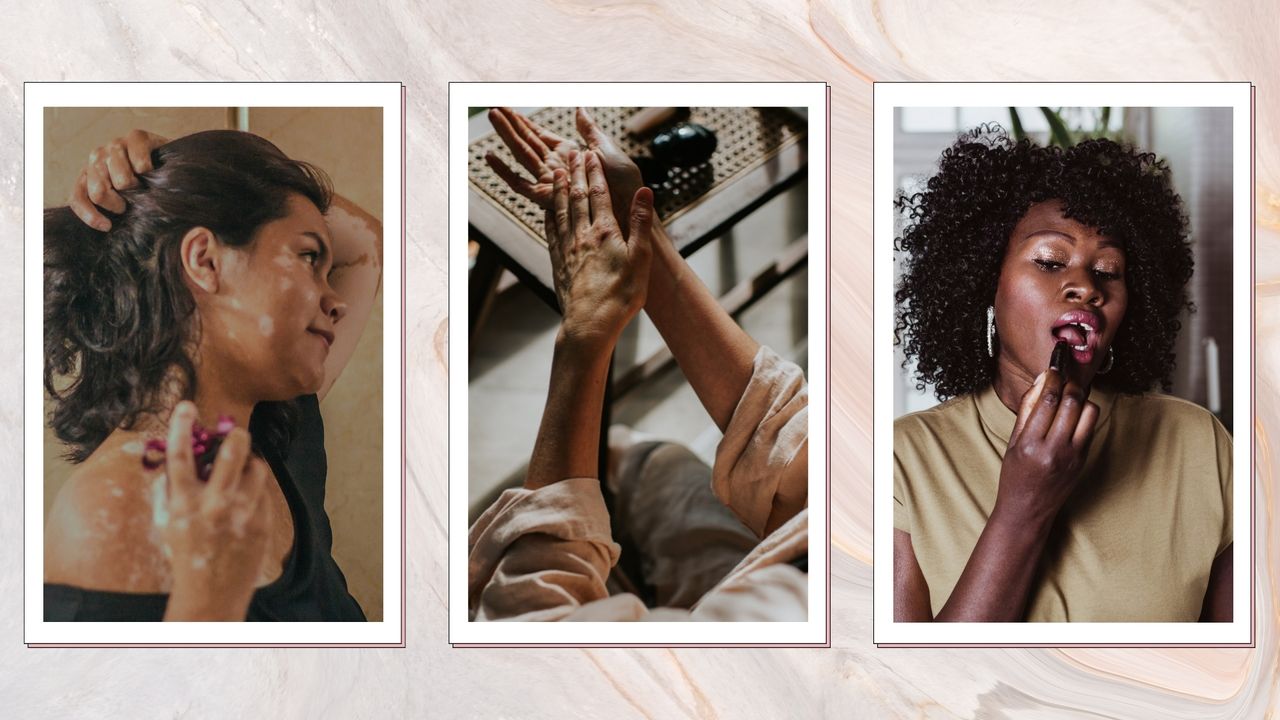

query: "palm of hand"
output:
487 107 649 234
530 138 578 205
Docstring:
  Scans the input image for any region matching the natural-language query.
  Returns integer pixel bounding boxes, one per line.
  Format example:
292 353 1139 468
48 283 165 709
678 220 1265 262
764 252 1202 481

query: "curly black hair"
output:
45 130 333 463
894 124 1193 400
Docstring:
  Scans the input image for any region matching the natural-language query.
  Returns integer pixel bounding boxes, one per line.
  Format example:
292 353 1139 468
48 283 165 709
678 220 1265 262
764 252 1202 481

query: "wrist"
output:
644 224 680 308
554 324 617 362
987 500 1056 543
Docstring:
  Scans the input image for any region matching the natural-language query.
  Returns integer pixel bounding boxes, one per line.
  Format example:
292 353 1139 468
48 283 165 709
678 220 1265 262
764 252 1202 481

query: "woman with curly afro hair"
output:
892 125 1232 623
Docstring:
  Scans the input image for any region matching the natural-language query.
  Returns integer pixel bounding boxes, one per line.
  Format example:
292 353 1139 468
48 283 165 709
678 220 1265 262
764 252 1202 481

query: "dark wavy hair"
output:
894 124 1193 400
45 129 333 463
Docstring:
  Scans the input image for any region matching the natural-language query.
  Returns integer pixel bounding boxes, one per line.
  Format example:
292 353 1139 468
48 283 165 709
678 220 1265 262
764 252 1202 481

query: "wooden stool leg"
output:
469 241 502 341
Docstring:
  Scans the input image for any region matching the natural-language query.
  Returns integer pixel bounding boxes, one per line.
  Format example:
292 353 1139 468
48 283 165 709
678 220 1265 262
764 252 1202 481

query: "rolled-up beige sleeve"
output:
468 477 621 621
712 346 809 538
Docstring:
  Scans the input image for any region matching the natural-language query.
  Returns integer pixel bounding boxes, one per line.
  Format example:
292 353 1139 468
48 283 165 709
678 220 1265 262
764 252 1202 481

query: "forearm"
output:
934 506 1053 622
525 332 614 490
644 223 760 431
321 194 383 399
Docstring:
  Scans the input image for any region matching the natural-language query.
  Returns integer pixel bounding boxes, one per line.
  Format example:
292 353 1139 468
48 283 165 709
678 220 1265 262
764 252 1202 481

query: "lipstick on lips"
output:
1050 309 1102 367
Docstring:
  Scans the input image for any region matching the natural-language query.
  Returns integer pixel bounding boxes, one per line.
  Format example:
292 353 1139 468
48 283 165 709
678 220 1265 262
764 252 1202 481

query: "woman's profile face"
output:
203 193 346 400
993 200 1128 387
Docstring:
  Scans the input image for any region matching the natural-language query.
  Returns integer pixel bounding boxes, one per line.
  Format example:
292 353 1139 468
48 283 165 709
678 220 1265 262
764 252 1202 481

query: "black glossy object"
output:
650 122 718 167
1049 340 1071 375
631 155 668 187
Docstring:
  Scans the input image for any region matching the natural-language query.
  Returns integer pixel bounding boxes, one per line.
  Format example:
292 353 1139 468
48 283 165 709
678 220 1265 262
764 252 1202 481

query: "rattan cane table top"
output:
467 106 807 247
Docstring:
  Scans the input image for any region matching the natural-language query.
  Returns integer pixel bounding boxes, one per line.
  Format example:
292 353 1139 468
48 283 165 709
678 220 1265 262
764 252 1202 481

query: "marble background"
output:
4 0 1278 716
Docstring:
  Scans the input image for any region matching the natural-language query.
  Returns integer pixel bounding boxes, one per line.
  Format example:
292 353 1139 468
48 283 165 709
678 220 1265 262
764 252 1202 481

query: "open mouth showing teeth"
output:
1052 321 1094 351
1050 312 1102 365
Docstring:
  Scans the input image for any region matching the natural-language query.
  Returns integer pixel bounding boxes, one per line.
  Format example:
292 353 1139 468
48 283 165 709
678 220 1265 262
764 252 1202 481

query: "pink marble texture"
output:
5 0 1279 716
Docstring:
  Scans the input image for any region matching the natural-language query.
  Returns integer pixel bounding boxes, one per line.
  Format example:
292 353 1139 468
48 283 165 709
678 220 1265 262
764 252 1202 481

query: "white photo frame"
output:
25 82 405 646
873 82 1253 646
449 82 829 646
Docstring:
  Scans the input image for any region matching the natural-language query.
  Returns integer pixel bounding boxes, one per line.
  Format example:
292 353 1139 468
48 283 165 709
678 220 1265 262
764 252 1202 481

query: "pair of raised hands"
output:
485 107 656 350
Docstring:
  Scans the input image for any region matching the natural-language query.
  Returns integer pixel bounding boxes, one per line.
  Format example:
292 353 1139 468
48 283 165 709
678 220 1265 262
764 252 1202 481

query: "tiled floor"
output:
469 182 810 516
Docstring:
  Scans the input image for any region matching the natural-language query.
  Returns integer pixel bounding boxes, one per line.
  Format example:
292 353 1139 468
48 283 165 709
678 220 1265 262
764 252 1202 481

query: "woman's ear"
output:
180 226 221 293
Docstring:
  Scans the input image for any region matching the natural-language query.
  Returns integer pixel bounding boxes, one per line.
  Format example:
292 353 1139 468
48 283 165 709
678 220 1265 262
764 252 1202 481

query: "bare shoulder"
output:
44 436 172 592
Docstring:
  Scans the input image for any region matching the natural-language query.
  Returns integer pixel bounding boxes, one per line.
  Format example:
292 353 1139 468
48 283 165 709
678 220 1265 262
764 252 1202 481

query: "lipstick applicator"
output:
1050 340 1072 377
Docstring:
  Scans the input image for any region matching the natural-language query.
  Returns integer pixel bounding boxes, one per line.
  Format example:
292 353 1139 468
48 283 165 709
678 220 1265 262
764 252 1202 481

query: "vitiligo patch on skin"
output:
279 277 293 292
326 208 382 270
259 315 274 336
230 507 252 538
230 297 243 309
121 440 145 456
150 475 169 529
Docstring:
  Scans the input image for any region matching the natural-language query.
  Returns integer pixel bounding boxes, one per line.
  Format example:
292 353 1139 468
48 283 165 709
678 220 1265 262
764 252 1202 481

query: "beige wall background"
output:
42 107 384 621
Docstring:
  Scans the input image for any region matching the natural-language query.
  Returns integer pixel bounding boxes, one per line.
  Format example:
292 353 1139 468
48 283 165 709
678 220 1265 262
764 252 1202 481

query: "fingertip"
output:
635 186 655 215
225 425 250 445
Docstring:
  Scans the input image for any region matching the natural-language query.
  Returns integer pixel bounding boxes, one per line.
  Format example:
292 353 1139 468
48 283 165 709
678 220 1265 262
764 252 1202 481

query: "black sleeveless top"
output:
44 395 367 621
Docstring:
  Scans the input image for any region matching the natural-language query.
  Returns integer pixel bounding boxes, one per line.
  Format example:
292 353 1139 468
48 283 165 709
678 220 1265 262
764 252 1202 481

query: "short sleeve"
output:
1213 416 1233 557
893 453 911 533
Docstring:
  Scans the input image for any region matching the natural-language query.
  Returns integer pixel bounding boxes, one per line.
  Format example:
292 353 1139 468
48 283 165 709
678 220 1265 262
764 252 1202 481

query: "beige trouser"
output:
611 442 761 609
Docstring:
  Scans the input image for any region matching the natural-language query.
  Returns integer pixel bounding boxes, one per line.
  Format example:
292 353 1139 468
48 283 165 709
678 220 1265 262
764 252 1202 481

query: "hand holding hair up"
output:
69 129 169 231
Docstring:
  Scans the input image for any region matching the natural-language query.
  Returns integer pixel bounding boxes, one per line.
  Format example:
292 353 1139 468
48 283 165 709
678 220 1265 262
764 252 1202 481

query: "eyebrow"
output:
1024 229 1121 249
